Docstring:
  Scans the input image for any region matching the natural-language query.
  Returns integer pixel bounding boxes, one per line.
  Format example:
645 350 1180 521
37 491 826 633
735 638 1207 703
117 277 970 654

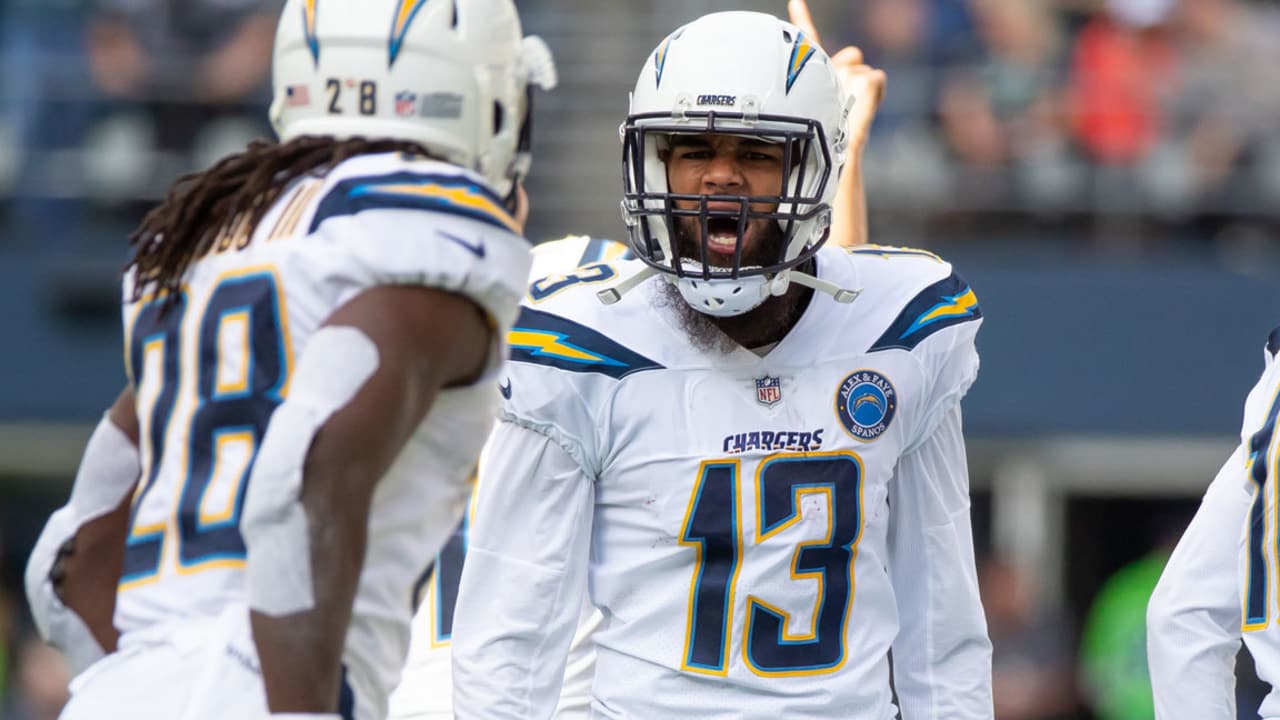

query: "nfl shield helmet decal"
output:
755 376 782 407
835 370 897 441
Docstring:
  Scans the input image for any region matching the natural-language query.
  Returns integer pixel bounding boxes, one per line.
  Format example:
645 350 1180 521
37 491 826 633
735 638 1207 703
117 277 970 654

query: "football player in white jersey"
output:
451 10 992 720
1147 327 1280 719
387 235 630 720
391 4 886 716
23 1 554 719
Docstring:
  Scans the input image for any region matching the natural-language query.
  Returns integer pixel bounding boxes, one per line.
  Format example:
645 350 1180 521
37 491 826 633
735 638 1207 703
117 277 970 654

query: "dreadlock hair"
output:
126 135 436 307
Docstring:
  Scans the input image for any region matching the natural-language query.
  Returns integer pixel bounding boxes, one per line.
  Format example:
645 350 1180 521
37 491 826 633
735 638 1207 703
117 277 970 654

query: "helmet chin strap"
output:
596 263 860 310
787 269 861 304
597 264 660 305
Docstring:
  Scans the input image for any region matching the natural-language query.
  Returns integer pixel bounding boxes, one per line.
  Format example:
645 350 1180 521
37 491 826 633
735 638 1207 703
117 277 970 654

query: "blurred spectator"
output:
980 556 1078 720
847 0 957 210
1078 547 1168 720
4 635 70 720
939 0 1079 208
2 0 102 251
1144 0 1280 215
83 0 280 207
1067 0 1177 167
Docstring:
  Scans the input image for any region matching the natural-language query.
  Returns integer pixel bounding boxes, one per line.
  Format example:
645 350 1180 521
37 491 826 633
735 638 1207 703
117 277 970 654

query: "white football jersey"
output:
116 151 531 720
1149 327 1280 720
1240 329 1280 719
452 245 992 719
388 235 631 720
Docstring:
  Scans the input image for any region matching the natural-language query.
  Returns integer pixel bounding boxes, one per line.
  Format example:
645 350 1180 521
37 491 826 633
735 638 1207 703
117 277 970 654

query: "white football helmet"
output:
618 11 852 317
270 0 557 199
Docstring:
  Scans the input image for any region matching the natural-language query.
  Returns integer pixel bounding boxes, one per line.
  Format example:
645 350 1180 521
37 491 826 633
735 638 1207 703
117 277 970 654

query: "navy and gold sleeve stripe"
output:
309 171 519 234
868 273 981 353
508 307 663 380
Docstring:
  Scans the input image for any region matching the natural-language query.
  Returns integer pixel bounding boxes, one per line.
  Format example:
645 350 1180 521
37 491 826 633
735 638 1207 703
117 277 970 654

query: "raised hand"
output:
787 0 884 246
787 0 885 157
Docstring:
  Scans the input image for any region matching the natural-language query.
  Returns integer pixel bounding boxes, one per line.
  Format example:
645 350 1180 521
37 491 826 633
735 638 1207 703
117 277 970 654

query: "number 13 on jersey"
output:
680 451 864 677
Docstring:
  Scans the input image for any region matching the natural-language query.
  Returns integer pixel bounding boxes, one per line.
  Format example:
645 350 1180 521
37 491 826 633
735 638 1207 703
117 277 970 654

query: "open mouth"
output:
705 217 740 256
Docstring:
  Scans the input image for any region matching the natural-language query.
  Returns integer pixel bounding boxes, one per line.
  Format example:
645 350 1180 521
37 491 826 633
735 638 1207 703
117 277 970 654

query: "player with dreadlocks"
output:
25 2 555 719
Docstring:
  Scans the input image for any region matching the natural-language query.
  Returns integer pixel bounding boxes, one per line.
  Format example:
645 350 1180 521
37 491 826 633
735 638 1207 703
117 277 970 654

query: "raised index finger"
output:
787 0 825 50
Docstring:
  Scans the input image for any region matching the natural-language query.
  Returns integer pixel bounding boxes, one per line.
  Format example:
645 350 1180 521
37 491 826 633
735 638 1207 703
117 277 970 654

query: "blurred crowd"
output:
838 0 1280 251
0 0 1274 254
0 0 278 252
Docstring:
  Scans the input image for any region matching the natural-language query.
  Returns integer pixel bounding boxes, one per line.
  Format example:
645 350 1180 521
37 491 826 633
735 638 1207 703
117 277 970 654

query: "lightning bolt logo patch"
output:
868 273 983 353
509 330 626 367
507 307 664 380
350 179 520 233
900 287 979 339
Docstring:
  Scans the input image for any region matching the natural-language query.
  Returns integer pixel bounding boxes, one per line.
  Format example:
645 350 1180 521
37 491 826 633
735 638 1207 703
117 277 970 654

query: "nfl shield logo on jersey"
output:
755 376 782 407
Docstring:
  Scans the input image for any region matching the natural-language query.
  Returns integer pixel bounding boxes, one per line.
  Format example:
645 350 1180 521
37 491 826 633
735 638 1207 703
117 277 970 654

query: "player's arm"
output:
787 0 884 248
451 420 594 720
25 387 139 674
1146 446 1247 720
246 285 492 715
887 404 994 718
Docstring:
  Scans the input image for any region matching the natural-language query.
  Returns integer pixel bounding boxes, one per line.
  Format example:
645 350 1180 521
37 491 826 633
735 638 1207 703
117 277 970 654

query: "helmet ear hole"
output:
493 101 505 136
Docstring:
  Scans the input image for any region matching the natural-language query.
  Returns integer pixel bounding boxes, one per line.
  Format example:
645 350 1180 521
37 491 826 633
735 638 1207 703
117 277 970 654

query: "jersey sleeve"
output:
498 304 662 475
308 161 533 334
887 404 993 718
1147 444 1249 720
886 269 982 453
890 399 988 712
451 420 594 720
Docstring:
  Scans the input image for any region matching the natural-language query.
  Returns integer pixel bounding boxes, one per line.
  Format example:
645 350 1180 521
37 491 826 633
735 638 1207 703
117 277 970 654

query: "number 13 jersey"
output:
453 244 993 719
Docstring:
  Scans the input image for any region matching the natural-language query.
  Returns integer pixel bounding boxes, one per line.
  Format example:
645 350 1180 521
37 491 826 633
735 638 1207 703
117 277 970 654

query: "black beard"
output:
653 280 739 355
652 267 815 354
651 217 814 353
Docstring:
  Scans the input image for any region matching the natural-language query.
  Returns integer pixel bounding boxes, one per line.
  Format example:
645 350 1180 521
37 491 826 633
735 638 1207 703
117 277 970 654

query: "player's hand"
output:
787 0 886 159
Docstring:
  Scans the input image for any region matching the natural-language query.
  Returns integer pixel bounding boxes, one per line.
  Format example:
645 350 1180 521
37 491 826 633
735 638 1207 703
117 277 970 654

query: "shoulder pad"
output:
846 244 944 262
530 236 631 280
310 168 518 235
509 306 663 380
868 271 981 353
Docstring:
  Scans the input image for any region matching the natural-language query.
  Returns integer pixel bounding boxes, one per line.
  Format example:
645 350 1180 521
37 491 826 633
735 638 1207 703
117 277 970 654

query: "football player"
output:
451 10 991 719
390 3 884 715
24 1 553 719
1147 327 1280 719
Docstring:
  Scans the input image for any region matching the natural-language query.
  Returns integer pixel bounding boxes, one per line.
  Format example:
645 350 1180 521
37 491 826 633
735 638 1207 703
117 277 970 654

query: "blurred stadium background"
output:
2 0 1279 717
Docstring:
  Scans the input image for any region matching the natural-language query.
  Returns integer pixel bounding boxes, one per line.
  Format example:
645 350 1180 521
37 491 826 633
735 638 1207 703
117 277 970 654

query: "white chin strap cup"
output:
675 271 773 317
